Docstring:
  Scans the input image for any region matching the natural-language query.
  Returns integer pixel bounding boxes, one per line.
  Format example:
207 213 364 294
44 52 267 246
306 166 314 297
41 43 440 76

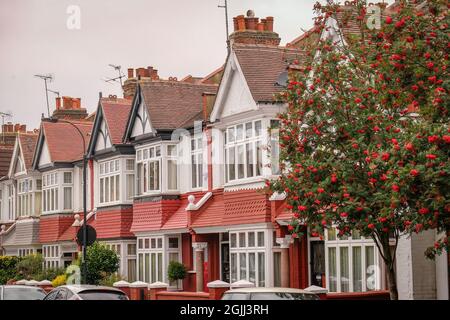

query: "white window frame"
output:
136 145 161 195
229 230 267 287
7 184 15 221
324 227 383 293
99 159 121 205
191 136 203 189
43 245 60 269
18 248 35 257
224 120 263 184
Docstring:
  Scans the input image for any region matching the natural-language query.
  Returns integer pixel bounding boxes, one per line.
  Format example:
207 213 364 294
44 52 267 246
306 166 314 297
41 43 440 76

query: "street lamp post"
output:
46 117 88 284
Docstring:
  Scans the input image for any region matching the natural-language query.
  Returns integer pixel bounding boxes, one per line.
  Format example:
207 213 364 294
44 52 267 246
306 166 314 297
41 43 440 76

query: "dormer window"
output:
225 120 263 183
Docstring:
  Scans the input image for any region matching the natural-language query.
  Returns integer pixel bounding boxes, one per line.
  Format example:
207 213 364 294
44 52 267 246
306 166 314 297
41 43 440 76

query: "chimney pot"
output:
257 22 265 32
56 97 61 110
62 96 71 109
265 17 274 32
128 68 134 78
233 17 238 32
236 15 245 31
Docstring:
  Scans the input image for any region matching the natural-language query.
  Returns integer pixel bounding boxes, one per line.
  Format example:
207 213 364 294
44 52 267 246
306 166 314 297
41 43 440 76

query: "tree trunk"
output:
386 263 399 300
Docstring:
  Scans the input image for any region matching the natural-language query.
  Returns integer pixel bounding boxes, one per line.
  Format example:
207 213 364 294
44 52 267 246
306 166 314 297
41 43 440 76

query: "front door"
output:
221 243 230 283
310 241 325 287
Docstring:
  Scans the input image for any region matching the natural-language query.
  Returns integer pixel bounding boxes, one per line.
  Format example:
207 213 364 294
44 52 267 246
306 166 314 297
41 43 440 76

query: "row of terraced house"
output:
0 4 448 299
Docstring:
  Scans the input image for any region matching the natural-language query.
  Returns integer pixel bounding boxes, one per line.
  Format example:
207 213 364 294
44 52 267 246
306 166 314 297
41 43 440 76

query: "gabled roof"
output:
101 98 132 144
19 133 38 170
87 97 132 156
33 120 93 167
233 44 306 103
125 81 218 138
0 146 13 179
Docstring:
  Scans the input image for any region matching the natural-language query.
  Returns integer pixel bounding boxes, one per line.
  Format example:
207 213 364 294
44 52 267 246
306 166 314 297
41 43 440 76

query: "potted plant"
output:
167 261 187 291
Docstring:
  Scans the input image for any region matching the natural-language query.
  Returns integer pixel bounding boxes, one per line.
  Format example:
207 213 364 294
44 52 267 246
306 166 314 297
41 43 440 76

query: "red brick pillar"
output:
276 236 293 288
148 282 169 300
129 281 149 300
113 281 130 298
207 280 230 300
192 242 208 292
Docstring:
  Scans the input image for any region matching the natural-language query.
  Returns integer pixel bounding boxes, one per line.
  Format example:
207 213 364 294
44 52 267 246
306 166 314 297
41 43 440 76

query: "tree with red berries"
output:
270 0 448 300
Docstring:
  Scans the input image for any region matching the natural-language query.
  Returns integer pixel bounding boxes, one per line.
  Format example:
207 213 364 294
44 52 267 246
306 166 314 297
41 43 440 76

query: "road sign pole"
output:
82 154 87 284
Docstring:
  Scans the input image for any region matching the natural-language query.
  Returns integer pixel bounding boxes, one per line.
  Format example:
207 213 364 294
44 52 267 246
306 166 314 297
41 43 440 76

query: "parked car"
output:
44 285 129 300
221 287 320 300
0 285 47 300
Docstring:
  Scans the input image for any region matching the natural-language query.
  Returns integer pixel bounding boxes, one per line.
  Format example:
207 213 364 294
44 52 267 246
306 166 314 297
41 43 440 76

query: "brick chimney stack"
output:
52 96 88 120
230 10 281 46
122 66 160 100
1 122 28 147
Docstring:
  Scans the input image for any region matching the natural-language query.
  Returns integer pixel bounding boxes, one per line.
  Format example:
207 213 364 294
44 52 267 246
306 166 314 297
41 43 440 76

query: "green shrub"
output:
99 273 123 287
80 242 119 285
36 267 66 282
16 254 44 280
167 261 187 289
0 256 22 284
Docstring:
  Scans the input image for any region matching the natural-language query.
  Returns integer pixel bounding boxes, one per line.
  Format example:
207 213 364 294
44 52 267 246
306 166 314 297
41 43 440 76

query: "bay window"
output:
17 178 42 217
325 227 382 292
230 230 266 287
99 159 120 205
225 120 263 183
42 171 73 213
43 245 60 269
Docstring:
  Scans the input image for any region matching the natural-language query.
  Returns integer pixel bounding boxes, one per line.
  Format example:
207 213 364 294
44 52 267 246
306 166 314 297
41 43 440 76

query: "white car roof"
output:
59 285 125 294
224 287 316 294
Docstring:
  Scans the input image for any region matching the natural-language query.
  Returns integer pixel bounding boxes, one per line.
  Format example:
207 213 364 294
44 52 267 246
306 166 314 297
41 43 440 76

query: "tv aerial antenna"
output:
102 64 125 87
218 0 230 54
0 111 13 144
34 74 56 118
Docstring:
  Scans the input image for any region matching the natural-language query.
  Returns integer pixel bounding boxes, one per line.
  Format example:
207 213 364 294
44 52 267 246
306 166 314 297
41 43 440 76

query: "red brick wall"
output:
131 199 180 233
95 208 134 239
39 214 76 243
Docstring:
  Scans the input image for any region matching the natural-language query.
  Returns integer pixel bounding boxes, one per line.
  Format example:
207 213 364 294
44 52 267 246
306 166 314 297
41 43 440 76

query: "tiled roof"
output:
233 44 306 102
0 146 13 178
140 81 218 130
42 120 93 163
100 97 132 145
18 133 38 170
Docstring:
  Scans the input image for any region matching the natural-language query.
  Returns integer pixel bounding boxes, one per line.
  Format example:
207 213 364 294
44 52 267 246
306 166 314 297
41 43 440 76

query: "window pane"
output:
145 254 150 283
257 232 265 247
151 253 156 283
231 253 237 283
197 154 203 188
248 232 255 247
352 247 362 292
256 141 262 176
191 155 197 188
273 252 281 287
126 159 135 171
168 160 177 190
365 246 375 291
157 238 162 249
150 238 155 249
145 239 150 249
236 124 243 141
115 175 120 201
128 259 137 282
327 228 336 241
237 145 245 179
328 247 337 292
126 174 135 200
100 178 104 203
138 254 144 281
110 175 115 201
63 187 72 210
246 143 254 178
105 177 110 202
230 233 237 248
249 253 256 284
245 122 253 139
254 121 262 136
352 229 361 240
128 244 137 255
157 252 163 281
270 130 280 175
239 233 246 248
227 127 235 143
168 238 179 249
167 145 176 156
239 253 246 280
340 247 349 292
228 147 235 181
258 252 265 287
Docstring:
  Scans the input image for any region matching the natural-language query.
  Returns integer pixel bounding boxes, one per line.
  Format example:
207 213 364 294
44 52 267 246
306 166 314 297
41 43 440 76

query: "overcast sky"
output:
0 0 393 130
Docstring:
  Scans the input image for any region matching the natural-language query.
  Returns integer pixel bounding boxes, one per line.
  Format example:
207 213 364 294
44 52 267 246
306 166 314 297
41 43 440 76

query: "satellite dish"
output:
275 71 288 87
246 10 255 18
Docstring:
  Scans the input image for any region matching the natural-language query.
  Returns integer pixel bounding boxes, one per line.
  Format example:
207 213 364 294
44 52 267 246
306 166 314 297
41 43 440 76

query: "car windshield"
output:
250 292 320 300
3 287 47 300
78 290 128 300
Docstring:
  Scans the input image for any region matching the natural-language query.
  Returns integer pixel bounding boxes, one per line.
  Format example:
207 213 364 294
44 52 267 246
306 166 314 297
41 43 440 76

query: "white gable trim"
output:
131 95 155 138
38 136 52 167
94 116 113 152
8 138 26 178
321 16 347 47
210 51 257 122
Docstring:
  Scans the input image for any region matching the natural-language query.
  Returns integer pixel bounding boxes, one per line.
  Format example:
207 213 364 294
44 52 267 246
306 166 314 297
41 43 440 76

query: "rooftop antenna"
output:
0 111 13 144
34 74 54 118
102 64 125 87
218 0 230 54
